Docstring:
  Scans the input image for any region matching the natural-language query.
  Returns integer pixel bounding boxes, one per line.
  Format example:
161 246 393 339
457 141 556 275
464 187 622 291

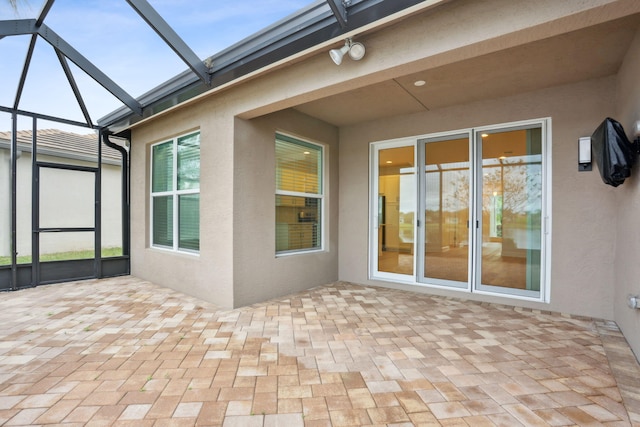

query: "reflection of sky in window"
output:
423 161 543 215
426 170 469 212
501 164 542 214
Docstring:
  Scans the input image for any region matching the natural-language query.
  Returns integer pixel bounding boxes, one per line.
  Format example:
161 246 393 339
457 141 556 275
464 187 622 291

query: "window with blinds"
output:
151 131 200 253
275 134 323 254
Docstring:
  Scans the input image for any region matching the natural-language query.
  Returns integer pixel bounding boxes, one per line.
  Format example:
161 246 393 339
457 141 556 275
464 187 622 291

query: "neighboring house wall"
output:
0 149 9 257
614 27 640 359
0 148 122 259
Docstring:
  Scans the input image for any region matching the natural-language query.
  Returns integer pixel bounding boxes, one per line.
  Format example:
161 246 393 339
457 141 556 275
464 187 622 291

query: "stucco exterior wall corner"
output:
232 111 339 308
128 104 236 309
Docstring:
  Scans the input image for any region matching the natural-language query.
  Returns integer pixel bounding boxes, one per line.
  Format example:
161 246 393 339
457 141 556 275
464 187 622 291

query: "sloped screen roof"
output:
0 0 317 129
1 0 426 132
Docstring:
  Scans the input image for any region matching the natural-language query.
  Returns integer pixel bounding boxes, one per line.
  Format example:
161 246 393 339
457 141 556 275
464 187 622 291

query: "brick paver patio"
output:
0 276 638 426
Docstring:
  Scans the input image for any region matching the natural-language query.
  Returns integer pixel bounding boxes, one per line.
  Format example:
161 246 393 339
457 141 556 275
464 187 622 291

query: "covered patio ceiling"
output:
294 13 640 126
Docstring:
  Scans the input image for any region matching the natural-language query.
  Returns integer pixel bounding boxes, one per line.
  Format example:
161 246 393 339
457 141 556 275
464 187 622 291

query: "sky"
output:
0 0 316 131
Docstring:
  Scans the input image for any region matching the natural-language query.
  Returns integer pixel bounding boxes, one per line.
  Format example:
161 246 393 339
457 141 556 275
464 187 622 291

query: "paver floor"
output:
0 276 639 426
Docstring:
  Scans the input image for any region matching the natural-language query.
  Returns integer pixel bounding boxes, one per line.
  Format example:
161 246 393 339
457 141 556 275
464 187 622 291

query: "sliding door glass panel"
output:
377 146 415 275
479 128 542 295
422 137 470 286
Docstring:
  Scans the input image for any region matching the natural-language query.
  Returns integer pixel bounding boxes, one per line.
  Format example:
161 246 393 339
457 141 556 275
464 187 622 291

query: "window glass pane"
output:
178 133 200 190
153 195 173 247
151 132 200 253
179 194 199 251
276 137 321 194
276 195 321 252
152 141 173 193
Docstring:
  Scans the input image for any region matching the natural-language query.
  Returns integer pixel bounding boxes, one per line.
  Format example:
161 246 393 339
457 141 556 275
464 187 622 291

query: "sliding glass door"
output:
476 126 543 298
370 120 548 301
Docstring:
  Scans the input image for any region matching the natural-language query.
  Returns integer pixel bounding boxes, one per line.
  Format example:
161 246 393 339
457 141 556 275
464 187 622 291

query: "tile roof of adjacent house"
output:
0 129 123 163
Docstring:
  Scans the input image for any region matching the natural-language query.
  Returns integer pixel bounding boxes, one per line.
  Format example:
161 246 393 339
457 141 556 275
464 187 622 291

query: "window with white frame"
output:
275 134 323 254
151 131 200 253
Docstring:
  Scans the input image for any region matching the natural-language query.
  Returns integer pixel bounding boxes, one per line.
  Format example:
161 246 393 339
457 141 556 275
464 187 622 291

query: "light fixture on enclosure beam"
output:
329 38 366 65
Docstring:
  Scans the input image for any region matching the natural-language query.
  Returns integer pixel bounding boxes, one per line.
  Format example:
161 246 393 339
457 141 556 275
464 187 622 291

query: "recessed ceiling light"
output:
481 133 489 138
303 151 310 155
386 160 393 164
414 80 426 87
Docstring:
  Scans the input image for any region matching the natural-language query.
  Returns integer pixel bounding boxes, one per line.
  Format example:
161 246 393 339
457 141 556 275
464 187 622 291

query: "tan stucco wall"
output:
338 77 619 320
125 0 639 318
232 110 339 307
614 27 640 360
130 104 236 308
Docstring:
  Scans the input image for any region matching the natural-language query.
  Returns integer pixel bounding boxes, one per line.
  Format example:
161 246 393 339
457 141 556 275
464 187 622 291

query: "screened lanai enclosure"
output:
0 0 198 289
2 0 423 290
0 117 129 290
